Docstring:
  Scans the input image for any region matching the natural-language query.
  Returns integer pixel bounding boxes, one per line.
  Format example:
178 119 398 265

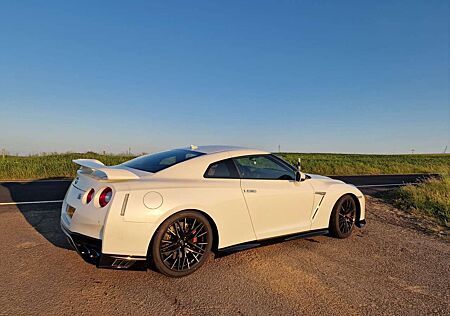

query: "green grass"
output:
391 176 450 227
276 153 450 175
0 152 132 180
0 152 449 180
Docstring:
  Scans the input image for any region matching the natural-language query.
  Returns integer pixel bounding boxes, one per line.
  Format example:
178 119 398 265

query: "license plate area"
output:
66 204 76 218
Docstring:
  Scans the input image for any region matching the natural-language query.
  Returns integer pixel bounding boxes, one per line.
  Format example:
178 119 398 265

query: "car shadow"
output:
1 179 73 250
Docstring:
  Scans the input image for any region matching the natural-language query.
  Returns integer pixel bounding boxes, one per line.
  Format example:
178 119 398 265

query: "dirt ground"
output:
0 196 448 315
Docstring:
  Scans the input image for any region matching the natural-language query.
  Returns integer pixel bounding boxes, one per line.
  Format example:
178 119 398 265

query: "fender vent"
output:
312 192 326 219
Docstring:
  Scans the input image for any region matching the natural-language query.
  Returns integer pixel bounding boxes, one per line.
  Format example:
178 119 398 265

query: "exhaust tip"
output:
79 245 100 260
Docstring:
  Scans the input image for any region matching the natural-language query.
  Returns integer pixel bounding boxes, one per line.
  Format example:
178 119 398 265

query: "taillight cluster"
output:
84 187 113 208
86 188 95 204
99 187 112 208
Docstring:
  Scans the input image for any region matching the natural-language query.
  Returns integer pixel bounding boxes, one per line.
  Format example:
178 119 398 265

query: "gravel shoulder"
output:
0 197 449 316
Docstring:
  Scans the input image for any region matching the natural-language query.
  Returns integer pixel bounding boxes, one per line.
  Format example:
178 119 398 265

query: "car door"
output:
233 154 314 240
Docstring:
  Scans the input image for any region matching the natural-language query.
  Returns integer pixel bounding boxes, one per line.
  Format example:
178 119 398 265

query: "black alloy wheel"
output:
151 211 212 277
329 195 356 238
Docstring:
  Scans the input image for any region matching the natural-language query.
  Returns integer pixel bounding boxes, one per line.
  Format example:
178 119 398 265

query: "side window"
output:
204 159 239 179
159 156 176 165
233 155 295 180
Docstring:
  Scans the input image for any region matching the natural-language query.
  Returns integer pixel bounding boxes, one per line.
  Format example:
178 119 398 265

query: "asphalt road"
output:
0 197 448 315
0 173 437 204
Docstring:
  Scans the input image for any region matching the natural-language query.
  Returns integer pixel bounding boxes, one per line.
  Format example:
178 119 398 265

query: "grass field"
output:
277 153 450 176
0 152 449 180
391 176 450 227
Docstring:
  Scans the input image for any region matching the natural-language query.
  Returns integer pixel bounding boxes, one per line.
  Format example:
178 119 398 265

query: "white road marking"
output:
0 200 63 206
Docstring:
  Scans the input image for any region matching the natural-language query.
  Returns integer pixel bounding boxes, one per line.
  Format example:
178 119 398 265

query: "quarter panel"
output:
102 178 256 255
154 179 257 249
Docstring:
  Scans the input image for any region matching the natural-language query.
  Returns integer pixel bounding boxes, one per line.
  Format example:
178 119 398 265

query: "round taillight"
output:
86 188 95 204
99 187 113 208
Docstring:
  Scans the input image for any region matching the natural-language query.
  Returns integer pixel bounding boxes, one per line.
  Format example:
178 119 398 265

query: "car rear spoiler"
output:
73 159 139 180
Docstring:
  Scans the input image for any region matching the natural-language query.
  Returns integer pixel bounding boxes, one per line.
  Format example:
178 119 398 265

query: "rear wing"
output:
73 159 139 180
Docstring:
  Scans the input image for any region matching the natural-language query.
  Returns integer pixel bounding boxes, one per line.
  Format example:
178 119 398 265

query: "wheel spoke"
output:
167 227 177 237
192 253 200 263
174 221 183 238
186 247 204 256
177 249 182 270
192 223 205 237
161 242 178 252
187 241 206 253
171 257 178 269
337 197 356 234
339 220 345 231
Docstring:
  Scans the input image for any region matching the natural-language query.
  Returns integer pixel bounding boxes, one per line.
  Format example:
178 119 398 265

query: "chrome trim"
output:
120 193 130 216
111 259 136 269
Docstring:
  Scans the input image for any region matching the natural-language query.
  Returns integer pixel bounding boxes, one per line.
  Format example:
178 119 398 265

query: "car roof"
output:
181 145 269 155
136 145 270 179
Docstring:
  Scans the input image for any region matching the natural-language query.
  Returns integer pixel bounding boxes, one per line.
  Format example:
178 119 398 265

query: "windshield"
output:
122 149 205 173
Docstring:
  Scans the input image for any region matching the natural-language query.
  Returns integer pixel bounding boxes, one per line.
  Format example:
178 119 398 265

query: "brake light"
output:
86 188 95 204
99 187 113 207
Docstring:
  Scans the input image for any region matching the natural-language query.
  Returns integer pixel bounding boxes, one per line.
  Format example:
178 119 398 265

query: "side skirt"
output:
215 228 329 258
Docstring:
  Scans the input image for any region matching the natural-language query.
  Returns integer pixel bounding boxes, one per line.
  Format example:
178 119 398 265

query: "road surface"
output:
0 173 447 315
0 196 448 315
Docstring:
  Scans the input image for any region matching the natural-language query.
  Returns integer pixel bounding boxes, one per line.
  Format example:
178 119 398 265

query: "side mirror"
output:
296 158 302 171
295 158 306 181
295 171 306 182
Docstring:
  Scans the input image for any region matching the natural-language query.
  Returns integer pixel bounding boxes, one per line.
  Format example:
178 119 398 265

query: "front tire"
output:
151 211 213 277
329 195 356 238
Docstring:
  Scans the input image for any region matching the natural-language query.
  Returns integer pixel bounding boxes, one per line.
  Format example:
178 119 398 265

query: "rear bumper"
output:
60 223 147 270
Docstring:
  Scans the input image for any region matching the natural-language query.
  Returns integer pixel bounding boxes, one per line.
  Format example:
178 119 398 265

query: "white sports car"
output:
61 145 366 277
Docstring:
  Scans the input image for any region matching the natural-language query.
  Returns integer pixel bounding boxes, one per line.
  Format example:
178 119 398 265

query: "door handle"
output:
243 189 257 193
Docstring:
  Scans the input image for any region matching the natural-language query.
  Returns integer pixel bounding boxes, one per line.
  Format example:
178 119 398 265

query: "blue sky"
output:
0 1 448 154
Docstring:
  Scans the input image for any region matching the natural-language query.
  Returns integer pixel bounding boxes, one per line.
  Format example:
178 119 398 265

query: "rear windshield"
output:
122 149 205 173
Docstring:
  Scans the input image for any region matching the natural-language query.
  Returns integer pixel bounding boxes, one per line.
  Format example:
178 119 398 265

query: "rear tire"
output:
329 195 356 238
151 211 212 277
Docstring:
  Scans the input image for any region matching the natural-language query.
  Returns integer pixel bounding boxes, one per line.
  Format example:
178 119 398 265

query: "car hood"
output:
307 174 345 184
